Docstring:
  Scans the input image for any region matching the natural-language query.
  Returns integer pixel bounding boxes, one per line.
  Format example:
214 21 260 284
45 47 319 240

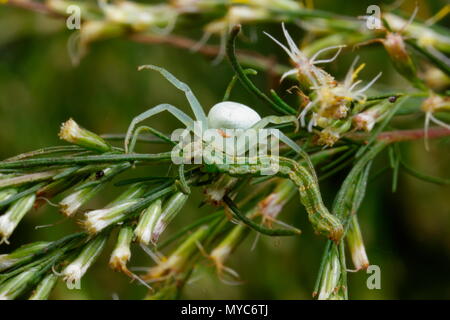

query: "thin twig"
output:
347 127 450 143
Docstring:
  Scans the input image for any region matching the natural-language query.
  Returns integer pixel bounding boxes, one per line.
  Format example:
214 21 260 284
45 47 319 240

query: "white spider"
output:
124 65 304 163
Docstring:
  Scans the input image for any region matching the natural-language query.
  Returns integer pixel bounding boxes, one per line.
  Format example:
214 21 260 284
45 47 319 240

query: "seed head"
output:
59 118 111 153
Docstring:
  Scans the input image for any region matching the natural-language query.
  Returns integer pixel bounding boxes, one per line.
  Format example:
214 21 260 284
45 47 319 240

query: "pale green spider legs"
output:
138 65 208 126
124 65 316 180
247 115 318 183
125 104 195 153
224 115 298 158
124 64 208 153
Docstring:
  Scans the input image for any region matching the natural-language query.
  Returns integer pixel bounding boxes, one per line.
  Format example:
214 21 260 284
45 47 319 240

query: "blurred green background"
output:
0 0 449 299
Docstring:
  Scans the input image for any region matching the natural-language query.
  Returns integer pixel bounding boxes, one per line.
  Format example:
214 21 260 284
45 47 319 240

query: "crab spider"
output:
124 65 306 165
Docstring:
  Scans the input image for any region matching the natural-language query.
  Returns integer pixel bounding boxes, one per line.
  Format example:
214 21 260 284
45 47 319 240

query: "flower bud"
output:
0 241 50 272
82 183 147 234
382 33 424 89
59 183 104 217
210 223 249 272
0 188 17 203
144 225 210 280
83 199 140 234
0 267 39 300
28 273 58 300
59 166 125 216
346 215 369 271
353 101 391 132
203 175 238 206
421 95 450 114
227 6 270 25
171 0 222 13
109 226 134 276
151 192 189 244
422 66 450 92
35 177 81 208
317 247 342 300
62 234 108 290
317 119 352 147
108 183 147 206
257 179 296 225
134 199 162 245
0 193 36 244
59 118 111 153
100 0 177 32
0 170 62 189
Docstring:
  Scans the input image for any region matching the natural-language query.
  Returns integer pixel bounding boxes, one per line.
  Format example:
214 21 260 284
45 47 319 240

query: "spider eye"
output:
207 101 261 129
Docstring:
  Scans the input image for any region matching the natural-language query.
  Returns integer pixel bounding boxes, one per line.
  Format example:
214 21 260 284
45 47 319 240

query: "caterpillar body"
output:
206 156 344 242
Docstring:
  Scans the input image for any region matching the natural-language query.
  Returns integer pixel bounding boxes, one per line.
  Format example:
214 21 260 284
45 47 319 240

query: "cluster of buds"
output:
57 118 137 218
0 231 91 298
267 24 384 146
0 236 72 300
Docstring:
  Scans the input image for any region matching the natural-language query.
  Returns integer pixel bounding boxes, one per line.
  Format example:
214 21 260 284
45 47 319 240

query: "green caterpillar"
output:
205 156 344 242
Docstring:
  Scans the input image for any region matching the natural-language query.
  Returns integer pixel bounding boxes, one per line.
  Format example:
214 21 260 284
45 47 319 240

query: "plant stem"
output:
0 152 172 169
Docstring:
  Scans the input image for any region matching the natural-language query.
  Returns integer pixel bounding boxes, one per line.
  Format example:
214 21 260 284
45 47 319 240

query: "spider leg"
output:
250 115 299 132
138 65 208 127
233 116 298 158
124 103 195 153
128 125 175 153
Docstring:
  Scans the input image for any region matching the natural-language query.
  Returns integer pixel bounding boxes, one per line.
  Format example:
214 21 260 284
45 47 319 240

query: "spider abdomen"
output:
207 101 261 129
